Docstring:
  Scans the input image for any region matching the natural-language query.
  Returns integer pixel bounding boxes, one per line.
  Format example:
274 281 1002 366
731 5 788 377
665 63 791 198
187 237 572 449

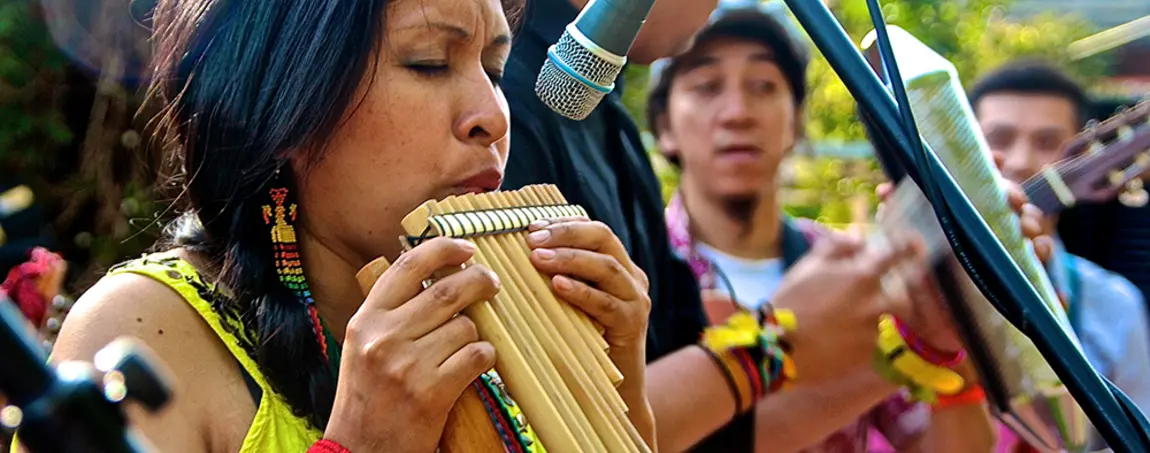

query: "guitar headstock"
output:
1050 97 1150 204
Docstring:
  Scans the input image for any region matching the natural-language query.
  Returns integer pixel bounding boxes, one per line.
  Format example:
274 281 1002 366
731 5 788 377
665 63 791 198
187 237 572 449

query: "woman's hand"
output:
769 233 926 384
525 217 651 350
525 217 656 443
326 237 499 453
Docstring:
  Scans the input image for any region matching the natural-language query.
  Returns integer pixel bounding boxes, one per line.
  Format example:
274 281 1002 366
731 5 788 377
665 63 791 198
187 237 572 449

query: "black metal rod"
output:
1 301 147 453
780 0 1150 450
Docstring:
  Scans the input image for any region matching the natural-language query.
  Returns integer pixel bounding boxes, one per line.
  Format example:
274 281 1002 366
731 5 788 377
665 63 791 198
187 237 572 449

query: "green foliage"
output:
804 0 1105 142
0 1 71 178
626 0 1108 224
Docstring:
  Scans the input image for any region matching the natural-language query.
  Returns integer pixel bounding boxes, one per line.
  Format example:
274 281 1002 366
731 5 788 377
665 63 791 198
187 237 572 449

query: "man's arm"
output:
909 403 996 453
752 369 899 453
647 346 740 453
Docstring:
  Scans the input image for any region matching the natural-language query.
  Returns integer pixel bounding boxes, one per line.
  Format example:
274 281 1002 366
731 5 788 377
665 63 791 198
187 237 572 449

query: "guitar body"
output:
440 386 507 453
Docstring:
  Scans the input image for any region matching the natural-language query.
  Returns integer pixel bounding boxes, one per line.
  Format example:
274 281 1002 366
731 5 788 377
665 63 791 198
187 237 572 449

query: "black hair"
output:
646 8 809 158
968 60 1090 129
147 0 522 430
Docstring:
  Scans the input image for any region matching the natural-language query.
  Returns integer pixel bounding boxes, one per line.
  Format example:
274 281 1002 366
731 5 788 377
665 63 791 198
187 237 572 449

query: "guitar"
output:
1023 98 1150 215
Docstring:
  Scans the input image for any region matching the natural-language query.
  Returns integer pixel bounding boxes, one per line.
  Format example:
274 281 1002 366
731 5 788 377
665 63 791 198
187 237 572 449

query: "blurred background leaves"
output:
0 0 1127 290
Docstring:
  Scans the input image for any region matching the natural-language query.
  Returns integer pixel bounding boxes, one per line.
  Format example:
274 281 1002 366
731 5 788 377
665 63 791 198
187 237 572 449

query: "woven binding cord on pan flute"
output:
356 184 651 453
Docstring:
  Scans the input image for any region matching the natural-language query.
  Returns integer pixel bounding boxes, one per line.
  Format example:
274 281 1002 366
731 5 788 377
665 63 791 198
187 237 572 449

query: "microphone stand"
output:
0 299 171 453
780 0 1150 451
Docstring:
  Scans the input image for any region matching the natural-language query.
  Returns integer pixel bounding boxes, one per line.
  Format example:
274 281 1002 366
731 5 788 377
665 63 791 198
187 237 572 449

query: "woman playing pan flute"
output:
25 0 936 452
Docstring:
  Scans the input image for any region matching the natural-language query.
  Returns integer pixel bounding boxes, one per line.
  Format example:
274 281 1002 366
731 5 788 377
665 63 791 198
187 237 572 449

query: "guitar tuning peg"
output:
1110 170 1125 186
1119 125 1136 142
1088 140 1105 154
1121 178 1149 208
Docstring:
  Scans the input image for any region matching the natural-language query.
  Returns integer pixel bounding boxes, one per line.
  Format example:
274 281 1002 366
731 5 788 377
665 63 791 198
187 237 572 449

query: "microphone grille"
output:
535 29 625 121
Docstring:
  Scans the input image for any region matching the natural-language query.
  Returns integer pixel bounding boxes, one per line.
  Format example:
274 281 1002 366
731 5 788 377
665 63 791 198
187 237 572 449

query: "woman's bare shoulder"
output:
55 271 214 361
48 271 234 452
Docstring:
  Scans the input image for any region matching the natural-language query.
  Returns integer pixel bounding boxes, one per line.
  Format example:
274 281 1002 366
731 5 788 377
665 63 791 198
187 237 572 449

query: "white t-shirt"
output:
695 242 786 312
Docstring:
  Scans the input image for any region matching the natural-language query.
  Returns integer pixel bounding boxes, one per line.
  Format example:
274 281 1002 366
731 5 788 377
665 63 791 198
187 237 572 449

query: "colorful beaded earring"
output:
262 168 328 361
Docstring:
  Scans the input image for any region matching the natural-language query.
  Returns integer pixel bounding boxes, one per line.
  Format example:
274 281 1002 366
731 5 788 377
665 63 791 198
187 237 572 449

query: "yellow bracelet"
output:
876 315 965 395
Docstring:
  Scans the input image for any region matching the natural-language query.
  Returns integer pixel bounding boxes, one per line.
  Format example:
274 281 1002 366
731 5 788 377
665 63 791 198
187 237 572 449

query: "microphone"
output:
535 0 656 120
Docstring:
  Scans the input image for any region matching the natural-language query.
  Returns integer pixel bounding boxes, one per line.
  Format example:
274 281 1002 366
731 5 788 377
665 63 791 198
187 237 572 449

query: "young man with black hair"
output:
968 61 1150 450
497 0 1014 451
644 3 1002 452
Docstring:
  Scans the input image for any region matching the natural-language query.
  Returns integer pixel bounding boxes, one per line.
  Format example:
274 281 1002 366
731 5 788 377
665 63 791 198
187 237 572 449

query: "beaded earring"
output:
262 168 329 361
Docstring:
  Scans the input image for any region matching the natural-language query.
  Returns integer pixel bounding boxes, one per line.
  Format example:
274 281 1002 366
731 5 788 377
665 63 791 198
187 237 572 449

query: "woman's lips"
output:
453 168 504 194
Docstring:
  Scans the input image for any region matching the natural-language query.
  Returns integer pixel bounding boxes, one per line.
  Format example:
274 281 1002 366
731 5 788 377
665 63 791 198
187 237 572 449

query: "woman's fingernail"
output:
553 275 572 291
529 219 550 230
535 248 556 260
454 239 477 252
527 229 551 243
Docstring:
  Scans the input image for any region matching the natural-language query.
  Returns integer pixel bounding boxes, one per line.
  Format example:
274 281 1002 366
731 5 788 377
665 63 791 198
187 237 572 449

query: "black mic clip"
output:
1 301 172 453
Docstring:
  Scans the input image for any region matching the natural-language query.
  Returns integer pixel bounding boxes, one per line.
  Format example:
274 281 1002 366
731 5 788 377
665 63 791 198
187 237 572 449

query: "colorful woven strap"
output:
700 310 796 415
474 372 537 453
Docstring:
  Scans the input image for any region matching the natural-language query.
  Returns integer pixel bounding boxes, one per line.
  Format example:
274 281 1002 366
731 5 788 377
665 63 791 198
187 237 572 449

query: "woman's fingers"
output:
437 340 497 393
364 237 478 311
552 275 647 347
530 247 641 301
393 264 501 337
527 220 635 271
416 314 483 367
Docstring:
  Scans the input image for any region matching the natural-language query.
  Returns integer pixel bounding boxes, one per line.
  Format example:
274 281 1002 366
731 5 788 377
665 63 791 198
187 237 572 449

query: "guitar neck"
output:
1022 171 1070 216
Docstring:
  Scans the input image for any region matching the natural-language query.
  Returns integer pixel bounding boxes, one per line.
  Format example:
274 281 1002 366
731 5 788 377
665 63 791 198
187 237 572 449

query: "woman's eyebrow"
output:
397 21 511 48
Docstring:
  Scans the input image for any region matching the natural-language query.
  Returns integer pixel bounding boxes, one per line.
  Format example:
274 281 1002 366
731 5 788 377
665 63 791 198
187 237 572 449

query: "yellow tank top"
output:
10 251 543 453
115 251 322 452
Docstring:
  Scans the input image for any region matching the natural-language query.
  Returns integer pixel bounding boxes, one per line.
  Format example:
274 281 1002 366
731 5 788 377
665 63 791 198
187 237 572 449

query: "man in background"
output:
1057 95 1150 316
646 3 995 452
499 0 990 451
968 60 1150 449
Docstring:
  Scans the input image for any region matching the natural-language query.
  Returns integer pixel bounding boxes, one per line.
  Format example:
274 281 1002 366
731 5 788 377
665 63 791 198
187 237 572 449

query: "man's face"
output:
659 37 797 199
976 92 1079 184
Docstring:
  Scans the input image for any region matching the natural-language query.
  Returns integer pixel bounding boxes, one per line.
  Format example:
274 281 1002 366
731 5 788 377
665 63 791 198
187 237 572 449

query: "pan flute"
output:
355 184 651 453
863 27 1089 452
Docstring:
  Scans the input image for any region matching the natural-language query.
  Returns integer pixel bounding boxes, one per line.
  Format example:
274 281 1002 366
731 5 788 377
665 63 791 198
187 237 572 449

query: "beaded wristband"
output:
932 384 986 411
700 310 797 415
876 314 965 396
309 439 352 453
892 316 966 368
873 347 938 403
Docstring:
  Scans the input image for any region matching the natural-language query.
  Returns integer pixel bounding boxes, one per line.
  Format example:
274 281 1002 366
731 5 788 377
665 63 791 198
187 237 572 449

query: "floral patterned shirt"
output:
664 192 930 453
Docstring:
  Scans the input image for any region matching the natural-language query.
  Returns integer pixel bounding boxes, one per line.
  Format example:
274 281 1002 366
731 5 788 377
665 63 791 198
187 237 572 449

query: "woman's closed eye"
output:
406 61 450 76
405 61 503 86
